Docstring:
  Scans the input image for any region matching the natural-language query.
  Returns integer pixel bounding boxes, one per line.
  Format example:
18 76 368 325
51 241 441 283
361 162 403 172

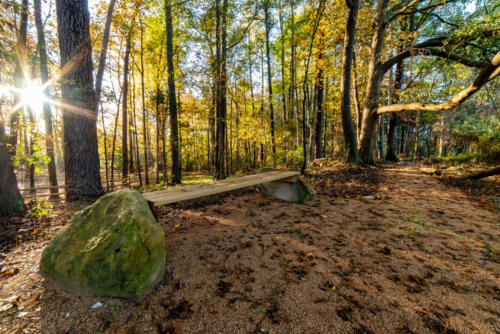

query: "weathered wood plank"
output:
143 171 300 206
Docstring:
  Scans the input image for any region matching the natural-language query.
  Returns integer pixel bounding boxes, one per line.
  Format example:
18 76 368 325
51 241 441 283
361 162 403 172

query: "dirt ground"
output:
1 164 499 334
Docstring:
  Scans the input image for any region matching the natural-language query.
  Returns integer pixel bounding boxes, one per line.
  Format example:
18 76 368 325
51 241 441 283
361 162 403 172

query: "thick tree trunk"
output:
0 120 24 216
56 0 104 201
165 0 181 183
339 0 360 163
35 0 59 197
121 33 131 184
467 166 500 180
358 0 388 164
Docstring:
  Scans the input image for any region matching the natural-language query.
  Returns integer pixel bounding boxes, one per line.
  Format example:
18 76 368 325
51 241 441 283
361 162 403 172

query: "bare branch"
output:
376 51 500 114
386 0 459 25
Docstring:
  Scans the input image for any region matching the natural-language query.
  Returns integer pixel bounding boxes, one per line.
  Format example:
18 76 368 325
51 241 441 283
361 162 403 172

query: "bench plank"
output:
143 171 300 206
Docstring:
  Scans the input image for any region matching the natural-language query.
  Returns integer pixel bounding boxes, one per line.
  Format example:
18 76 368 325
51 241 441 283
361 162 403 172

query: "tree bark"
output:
139 14 150 185
278 0 287 122
121 32 131 184
34 0 59 197
263 0 276 167
56 0 104 201
339 0 360 163
94 0 117 113
467 166 500 180
0 121 24 216
9 0 28 157
314 34 324 159
166 0 181 183
386 58 404 161
358 0 388 164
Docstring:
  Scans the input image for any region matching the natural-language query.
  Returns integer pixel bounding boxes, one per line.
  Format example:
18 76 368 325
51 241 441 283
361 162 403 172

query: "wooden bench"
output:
143 170 300 207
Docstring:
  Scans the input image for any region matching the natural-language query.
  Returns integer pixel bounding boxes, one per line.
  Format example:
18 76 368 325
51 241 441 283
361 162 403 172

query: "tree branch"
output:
386 0 459 24
380 30 496 73
376 51 500 114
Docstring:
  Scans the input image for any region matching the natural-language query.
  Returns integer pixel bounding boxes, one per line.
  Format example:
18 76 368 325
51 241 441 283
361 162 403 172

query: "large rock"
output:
40 190 166 301
258 168 316 203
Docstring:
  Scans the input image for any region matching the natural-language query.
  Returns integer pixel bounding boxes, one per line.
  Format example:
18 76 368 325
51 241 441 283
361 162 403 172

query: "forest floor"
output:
1 163 499 334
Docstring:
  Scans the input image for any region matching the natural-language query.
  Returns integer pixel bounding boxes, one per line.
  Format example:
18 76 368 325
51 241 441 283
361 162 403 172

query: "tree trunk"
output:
94 0 117 113
314 36 324 159
215 0 223 178
139 14 150 185
165 0 181 183
35 0 59 197
264 0 276 167
278 0 287 121
131 71 143 186
9 0 28 157
467 166 500 180
0 121 24 216
358 0 388 164
352 53 362 143
100 109 109 191
290 0 298 146
56 0 104 201
121 32 131 185
386 58 404 162
339 0 360 163
379 114 385 160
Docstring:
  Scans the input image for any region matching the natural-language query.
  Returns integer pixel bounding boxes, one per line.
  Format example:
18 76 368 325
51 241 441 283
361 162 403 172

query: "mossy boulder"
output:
40 190 166 301
258 168 316 203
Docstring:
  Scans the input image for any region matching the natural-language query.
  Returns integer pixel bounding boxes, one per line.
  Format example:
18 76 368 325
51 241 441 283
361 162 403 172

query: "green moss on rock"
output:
40 190 166 301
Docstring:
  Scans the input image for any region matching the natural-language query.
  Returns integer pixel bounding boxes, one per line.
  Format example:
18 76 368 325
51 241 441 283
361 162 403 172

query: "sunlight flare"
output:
20 81 46 116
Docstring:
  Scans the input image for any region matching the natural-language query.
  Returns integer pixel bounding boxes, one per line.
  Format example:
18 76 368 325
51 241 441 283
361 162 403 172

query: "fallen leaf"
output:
31 294 41 304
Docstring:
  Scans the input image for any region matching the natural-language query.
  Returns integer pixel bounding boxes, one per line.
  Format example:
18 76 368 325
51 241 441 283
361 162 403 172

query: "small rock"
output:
362 195 376 200
378 247 391 255
17 311 28 318
91 301 103 309
64 312 70 318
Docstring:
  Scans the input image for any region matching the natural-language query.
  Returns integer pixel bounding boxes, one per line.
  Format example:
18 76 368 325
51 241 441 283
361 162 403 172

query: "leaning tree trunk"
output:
467 166 500 180
358 0 388 164
56 0 104 201
35 0 59 197
339 0 360 163
165 0 181 183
